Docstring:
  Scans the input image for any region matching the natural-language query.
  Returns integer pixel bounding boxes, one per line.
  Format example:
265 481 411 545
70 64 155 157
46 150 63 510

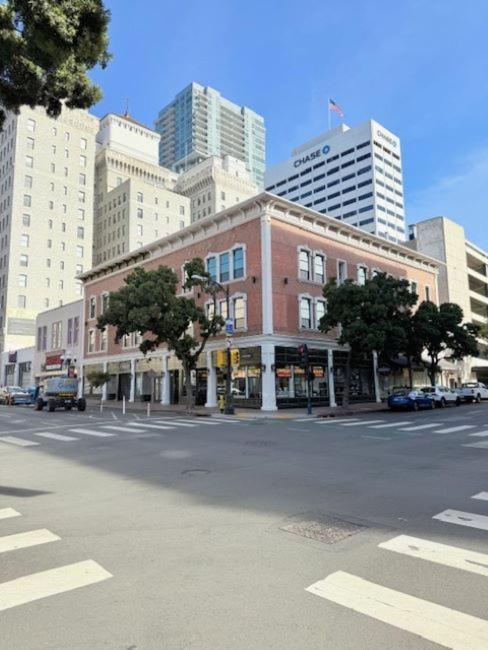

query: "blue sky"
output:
91 0 488 247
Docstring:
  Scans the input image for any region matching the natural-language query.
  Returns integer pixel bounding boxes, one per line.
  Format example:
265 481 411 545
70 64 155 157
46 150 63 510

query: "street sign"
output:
225 318 234 336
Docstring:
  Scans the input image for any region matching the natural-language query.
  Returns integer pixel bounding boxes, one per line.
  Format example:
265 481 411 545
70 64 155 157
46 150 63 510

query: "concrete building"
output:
93 112 190 266
0 105 98 351
155 83 266 186
80 194 438 410
33 299 83 384
0 345 34 388
408 216 488 383
265 120 405 242
175 155 259 223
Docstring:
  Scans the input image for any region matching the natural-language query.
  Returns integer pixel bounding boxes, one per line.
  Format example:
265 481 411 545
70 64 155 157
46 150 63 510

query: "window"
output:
221 191 226 201
89 296 96 319
179 205 185 215
26 118 36 132
219 300 228 320
207 256 217 280
67 318 73 345
64 131 70 141
100 329 108 351
20 234 29 247
77 226 84 239
357 265 368 285
88 329 95 353
17 295 26 308
314 254 325 283
137 224 143 237
137 192 143 203
22 214 30 226
300 297 312 328
80 137 87 149
233 248 244 279
299 249 310 280
51 321 62 349
37 325 47 351
77 208 85 220
47 238 52 249
137 208 143 219
315 300 326 326
23 194 31 207
20 254 28 267
24 175 33 189
425 286 431 301
46 258 51 268
18 274 27 288
79 173 86 185
73 317 79 344
26 137 34 150
102 293 109 313
78 191 85 203
219 252 230 282
76 245 84 258
25 155 33 168
206 302 215 321
75 264 83 274
410 280 418 296
79 155 86 167
233 296 245 329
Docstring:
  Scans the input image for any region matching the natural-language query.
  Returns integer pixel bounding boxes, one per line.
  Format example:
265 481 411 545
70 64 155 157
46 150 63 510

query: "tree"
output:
411 302 479 386
97 259 223 413
0 0 111 130
320 273 416 406
85 370 110 403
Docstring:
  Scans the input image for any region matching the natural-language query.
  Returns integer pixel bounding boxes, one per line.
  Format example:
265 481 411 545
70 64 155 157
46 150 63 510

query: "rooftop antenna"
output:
124 98 130 117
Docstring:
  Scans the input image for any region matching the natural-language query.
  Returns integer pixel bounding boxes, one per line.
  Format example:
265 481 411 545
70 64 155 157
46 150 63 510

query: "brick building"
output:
80 194 439 410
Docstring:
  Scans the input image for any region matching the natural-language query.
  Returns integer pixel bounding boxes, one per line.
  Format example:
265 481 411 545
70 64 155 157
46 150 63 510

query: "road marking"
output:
154 420 196 428
399 423 442 431
469 430 488 438
0 436 39 447
100 425 145 433
341 420 385 427
0 529 60 554
361 435 392 440
34 432 79 442
294 418 316 422
124 422 173 431
472 492 488 501
314 418 359 425
305 570 488 649
433 509 488 531
0 559 112 612
111 412 117 420
370 421 410 429
69 428 115 438
379 534 488 577
463 441 488 449
175 418 220 426
434 425 475 434
0 508 21 521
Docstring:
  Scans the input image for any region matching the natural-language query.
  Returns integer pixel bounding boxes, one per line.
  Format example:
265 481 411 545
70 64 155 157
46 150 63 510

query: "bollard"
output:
100 400 103 414
146 402 150 418
122 395 126 415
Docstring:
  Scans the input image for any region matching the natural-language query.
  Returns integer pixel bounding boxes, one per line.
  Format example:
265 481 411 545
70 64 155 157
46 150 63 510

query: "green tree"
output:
0 0 111 130
85 370 110 403
97 259 223 413
411 302 479 386
320 273 416 406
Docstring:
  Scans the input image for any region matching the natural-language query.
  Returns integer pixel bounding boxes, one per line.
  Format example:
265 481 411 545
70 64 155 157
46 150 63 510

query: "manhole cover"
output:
245 440 277 447
181 469 211 477
280 514 366 544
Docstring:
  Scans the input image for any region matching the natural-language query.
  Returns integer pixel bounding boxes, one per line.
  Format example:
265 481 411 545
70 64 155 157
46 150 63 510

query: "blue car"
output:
388 389 435 411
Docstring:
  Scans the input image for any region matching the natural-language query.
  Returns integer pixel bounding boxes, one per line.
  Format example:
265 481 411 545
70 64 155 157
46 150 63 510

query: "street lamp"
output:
192 274 234 415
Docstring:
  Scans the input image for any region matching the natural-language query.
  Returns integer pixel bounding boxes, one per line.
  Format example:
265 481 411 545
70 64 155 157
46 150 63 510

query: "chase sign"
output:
293 144 331 168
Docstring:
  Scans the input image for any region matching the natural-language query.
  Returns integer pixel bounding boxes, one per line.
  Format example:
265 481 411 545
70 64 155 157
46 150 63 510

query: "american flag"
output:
329 98 344 118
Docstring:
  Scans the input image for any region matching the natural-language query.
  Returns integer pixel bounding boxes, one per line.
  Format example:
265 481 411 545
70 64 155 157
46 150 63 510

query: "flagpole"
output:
328 97 331 131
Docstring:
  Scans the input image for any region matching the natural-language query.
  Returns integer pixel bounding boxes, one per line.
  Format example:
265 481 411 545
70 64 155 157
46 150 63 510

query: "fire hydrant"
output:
218 394 225 413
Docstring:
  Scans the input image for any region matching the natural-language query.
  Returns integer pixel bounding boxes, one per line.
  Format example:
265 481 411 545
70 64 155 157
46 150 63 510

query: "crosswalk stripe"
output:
34 432 79 442
399 423 443 431
314 418 359 425
0 529 60 554
433 509 488 531
0 559 112 612
154 420 196 428
209 417 244 424
126 422 173 431
0 508 21 521
472 492 488 501
463 441 488 449
379 534 488 577
370 421 410 429
69 428 115 437
176 418 220 425
100 425 145 433
306 570 488 648
341 420 385 427
294 418 316 422
434 425 475 434
0 436 39 447
468 430 488 438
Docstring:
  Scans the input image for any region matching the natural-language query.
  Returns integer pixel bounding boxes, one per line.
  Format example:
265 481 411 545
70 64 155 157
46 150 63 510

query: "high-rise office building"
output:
155 82 266 187
0 105 98 351
265 120 406 242
93 112 190 265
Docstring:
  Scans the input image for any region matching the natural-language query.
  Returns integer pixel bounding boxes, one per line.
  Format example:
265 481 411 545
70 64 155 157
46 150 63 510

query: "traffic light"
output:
231 349 240 367
297 344 309 369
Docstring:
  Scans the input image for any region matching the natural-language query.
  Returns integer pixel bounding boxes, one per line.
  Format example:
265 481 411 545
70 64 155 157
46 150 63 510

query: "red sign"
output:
45 354 62 371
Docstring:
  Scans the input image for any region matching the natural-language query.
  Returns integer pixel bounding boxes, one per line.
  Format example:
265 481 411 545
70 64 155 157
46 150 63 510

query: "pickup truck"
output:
459 382 488 403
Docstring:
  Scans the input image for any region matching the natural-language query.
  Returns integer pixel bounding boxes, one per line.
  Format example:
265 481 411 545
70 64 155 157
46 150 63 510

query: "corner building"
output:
81 194 438 410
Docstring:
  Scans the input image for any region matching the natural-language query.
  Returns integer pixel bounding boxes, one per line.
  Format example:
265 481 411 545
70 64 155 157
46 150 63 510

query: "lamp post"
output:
193 274 234 415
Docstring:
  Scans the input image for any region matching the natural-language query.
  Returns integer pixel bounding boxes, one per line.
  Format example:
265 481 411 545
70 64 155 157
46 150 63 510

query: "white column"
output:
373 350 381 403
161 354 170 405
260 214 274 336
102 361 108 401
78 363 84 397
129 358 136 402
205 350 217 407
328 348 336 407
261 342 277 411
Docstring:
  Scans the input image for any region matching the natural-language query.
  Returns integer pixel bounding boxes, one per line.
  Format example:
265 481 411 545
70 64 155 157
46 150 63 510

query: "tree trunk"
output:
407 355 414 389
342 350 352 408
183 363 194 414
429 360 437 387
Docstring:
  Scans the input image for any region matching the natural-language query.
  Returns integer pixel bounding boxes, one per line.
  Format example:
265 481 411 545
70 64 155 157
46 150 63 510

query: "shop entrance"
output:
118 373 131 401
169 370 179 404
275 346 329 408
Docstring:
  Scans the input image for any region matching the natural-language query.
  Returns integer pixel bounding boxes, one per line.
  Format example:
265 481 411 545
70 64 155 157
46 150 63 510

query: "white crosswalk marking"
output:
463 441 488 449
101 425 145 433
341 420 385 427
154 420 195 428
0 529 60 554
399 423 442 431
177 418 220 426
294 418 316 422
124 422 174 430
69 428 115 437
370 421 410 429
434 425 475 434
306 570 488 649
469 430 488 438
0 436 39 447
0 560 112 612
472 492 488 501
433 509 488 531
379 534 488 577
35 432 79 442
0 508 21 521
314 418 359 425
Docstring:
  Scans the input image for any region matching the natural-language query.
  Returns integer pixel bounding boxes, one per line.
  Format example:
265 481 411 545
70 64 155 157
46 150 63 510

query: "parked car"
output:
459 382 488 403
388 388 435 411
420 385 461 407
0 385 32 405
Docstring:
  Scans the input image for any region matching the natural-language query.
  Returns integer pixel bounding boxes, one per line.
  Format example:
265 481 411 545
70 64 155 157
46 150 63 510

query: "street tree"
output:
85 370 110 405
0 0 111 130
411 301 479 386
97 259 223 412
320 273 416 406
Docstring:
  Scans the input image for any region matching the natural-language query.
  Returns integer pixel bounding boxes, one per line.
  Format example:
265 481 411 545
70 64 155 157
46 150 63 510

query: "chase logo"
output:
322 145 330 155
293 144 331 168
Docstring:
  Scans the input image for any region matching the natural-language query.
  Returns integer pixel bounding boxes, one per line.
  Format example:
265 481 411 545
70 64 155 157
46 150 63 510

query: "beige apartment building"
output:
175 154 259 223
0 105 98 351
93 113 190 265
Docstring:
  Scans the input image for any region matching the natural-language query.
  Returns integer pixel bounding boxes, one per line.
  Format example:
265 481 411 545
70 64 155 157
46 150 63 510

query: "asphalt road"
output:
1 402 488 649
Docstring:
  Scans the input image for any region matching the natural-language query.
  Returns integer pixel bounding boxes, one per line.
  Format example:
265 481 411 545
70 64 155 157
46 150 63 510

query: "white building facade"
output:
265 120 405 242
0 345 35 388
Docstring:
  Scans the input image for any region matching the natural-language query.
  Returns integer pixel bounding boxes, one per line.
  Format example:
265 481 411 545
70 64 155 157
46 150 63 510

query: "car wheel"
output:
47 399 56 412
476 394 482 403
429 400 435 409
77 398 86 412
412 401 419 411
440 397 446 408
455 397 461 406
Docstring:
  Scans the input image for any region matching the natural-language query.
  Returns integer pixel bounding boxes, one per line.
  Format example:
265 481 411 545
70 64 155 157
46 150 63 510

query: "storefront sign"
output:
276 368 292 378
135 357 163 374
312 367 325 378
239 347 261 366
45 354 63 371
107 360 131 374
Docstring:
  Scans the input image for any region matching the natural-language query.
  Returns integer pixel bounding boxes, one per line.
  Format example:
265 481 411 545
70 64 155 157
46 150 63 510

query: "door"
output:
118 373 131 400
